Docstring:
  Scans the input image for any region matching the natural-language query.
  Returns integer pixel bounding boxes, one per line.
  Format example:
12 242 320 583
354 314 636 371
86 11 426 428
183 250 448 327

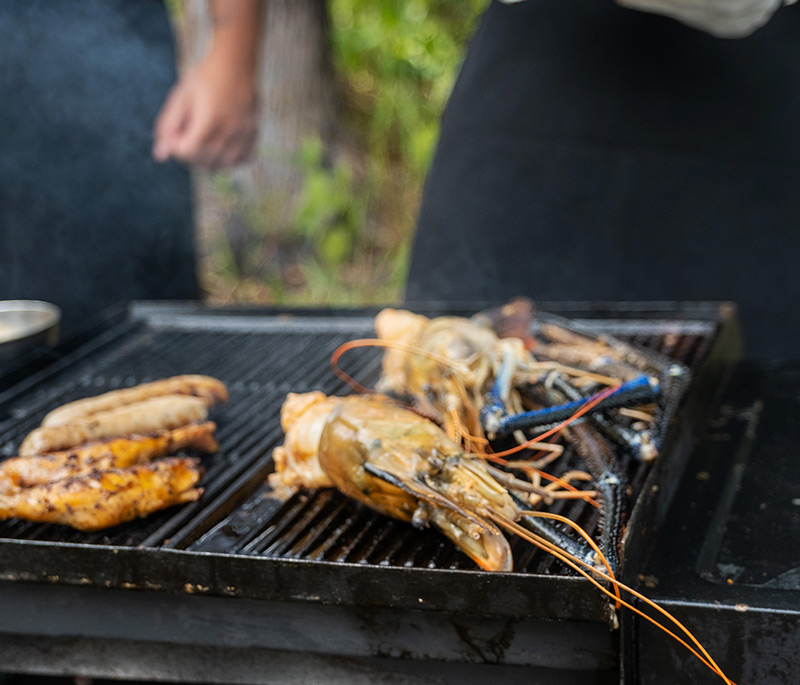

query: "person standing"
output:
406 0 800 359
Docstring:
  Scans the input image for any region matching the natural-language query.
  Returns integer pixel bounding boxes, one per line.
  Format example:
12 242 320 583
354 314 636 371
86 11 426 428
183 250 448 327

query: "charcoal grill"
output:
0 301 740 684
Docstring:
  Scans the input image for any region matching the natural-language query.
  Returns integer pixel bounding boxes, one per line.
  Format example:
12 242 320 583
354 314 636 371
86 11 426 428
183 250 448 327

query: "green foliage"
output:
288 136 403 305
280 0 488 305
293 138 365 266
330 0 488 181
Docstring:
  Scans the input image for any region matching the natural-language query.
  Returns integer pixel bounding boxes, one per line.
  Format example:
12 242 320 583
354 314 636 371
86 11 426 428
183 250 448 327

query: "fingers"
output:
153 98 257 169
152 84 191 163
211 122 258 169
170 109 221 168
153 60 259 170
172 109 258 169
170 119 250 169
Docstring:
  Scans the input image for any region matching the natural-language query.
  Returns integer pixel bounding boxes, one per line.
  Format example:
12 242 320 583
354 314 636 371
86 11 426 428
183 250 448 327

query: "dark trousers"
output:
407 0 800 360
0 0 197 338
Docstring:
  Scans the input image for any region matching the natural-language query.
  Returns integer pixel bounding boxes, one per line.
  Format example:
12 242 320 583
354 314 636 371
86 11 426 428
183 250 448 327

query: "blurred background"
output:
173 0 488 307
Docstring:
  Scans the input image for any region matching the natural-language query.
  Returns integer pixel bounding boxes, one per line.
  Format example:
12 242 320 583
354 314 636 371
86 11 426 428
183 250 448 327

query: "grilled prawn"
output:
272 392 518 571
374 308 533 448
271 392 598 572
372 304 672 462
346 302 676 570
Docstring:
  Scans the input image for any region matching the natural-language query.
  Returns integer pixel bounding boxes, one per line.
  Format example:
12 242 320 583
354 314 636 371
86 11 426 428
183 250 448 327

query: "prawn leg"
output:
535 311 673 375
516 378 627 574
534 311 691 445
564 423 625 574
652 362 692 445
590 412 657 463
480 344 518 434
546 374 657 462
482 374 659 439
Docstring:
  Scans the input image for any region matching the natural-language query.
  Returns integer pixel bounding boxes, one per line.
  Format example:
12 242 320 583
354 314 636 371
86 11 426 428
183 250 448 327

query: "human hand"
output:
615 0 794 37
152 50 259 169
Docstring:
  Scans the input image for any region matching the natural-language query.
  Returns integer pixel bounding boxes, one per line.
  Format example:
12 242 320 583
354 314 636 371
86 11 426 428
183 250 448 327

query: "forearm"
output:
208 0 264 78
152 0 264 167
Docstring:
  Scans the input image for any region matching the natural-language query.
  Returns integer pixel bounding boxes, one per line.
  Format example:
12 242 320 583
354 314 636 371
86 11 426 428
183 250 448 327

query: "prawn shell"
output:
317 397 513 572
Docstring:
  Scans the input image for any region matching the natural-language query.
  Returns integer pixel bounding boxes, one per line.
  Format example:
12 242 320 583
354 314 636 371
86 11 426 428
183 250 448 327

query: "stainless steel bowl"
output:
0 300 61 366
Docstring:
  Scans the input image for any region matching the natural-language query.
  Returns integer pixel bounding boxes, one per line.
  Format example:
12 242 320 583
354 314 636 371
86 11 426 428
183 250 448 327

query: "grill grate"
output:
0 308 720 582
188 323 716 574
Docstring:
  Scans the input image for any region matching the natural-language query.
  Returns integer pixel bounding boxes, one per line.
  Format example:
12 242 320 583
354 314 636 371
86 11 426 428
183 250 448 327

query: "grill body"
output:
0 302 739 683
625 360 800 685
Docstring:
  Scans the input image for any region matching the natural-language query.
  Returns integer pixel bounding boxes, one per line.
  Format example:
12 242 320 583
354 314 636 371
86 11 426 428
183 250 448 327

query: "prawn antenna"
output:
490 510 734 685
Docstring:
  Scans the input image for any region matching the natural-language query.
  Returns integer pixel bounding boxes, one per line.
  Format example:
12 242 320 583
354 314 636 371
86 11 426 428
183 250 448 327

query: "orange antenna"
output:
491 512 734 684
330 338 472 394
486 384 621 459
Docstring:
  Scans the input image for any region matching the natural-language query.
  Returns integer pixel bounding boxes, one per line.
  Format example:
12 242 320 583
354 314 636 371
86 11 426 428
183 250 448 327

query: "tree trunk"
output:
177 0 340 288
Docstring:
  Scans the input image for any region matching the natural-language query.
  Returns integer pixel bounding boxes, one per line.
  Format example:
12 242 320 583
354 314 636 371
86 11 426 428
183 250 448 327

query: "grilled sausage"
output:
0 458 204 530
19 395 209 455
41 375 228 427
1 422 217 487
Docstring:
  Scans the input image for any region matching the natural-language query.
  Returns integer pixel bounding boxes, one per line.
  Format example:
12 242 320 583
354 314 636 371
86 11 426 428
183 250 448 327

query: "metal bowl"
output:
0 300 61 366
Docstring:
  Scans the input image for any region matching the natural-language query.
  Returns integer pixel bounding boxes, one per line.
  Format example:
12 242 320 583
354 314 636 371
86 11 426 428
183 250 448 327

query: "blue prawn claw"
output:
482 374 659 439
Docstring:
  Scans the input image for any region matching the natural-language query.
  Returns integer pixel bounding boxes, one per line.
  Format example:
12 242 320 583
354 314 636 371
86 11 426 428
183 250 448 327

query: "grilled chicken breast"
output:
1 422 217 488
0 458 204 530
